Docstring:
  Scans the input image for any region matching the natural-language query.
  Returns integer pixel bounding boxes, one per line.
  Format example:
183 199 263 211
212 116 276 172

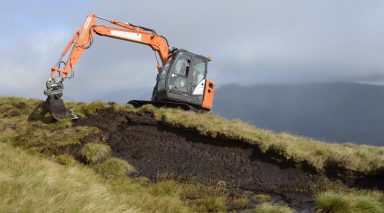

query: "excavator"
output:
44 13 215 120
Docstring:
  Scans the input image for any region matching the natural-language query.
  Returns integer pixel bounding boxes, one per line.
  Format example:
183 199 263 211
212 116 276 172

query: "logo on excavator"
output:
110 30 142 41
80 16 92 39
83 16 92 31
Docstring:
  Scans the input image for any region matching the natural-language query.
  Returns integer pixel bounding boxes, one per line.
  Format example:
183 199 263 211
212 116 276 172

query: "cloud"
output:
0 30 70 97
1 0 384 100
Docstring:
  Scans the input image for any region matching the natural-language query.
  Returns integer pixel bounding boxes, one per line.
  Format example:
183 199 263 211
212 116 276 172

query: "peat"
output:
71 107 382 210
76 109 326 194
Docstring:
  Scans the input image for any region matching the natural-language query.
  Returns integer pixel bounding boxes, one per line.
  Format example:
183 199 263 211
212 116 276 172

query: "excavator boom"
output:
49 13 169 79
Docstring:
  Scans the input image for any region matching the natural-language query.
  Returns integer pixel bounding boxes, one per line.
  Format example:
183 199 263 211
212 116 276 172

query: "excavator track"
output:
128 100 203 112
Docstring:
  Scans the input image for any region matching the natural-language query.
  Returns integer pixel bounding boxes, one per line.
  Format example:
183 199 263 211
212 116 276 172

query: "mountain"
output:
214 82 384 146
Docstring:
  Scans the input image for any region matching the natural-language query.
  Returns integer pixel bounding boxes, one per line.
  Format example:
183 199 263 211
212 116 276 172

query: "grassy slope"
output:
0 142 134 212
0 97 193 212
0 97 383 212
315 189 384 213
65 99 384 174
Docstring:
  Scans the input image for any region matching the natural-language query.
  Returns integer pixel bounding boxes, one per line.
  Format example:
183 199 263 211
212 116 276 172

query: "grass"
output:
198 196 227 212
55 154 77 166
253 194 272 203
0 97 198 212
95 157 136 179
315 189 384 213
80 143 112 163
0 142 134 212
254 203 293 213
0 141 205 212
150 180 181 196
232 197 251 209
149 181 230 212
0 97 383 212
180 184 201 200
0 97 233 212
0 97 99 152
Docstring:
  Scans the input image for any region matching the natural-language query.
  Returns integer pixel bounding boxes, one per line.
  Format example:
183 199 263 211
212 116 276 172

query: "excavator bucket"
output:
44 78 78 120
44 96 78 120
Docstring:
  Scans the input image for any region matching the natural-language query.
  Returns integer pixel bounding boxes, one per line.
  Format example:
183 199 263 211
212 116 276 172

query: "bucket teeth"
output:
45 96 78 120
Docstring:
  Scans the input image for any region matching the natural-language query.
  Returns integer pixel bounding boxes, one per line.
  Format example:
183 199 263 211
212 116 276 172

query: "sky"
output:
0 0 384 102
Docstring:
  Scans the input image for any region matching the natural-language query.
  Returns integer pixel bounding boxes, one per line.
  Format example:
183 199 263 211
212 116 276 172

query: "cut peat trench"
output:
73 108 382 210
76 109 322 192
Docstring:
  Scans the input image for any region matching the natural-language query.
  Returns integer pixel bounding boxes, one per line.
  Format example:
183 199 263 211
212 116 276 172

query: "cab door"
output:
167 54 192 96
188 57 207 102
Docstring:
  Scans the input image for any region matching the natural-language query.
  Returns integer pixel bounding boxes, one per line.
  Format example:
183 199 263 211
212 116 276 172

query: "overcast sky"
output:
1 0 384 102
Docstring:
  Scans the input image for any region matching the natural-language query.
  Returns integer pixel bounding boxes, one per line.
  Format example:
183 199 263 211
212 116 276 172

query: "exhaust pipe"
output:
44 78 78 120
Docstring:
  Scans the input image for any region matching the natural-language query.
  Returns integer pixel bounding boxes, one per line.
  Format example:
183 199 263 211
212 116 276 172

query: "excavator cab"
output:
129 49 214 111
152 49 213 110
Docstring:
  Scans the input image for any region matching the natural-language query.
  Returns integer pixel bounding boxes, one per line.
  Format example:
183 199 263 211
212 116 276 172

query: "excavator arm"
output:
50 13 170 79
44 13 171 120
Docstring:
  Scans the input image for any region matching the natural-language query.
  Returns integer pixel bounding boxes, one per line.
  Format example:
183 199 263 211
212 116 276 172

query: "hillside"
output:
0 97 383 212
214 82 384 146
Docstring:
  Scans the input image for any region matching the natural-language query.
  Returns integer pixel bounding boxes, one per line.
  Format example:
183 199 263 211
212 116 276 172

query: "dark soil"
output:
76 109 322 191
71 108 383 211
73 109 326 210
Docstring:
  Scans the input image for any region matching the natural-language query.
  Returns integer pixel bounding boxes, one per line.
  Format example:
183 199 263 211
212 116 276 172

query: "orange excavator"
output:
44 13 215 120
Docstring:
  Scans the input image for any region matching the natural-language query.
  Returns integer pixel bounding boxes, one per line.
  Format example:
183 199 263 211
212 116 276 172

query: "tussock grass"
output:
254 203 293 213
65 100 136 118
95 157 136 179
65 100 111 118
0 142 134 212
0 97 192 212
232 197 251 209
55 154 77 166
0 98 99 151
180 184 203 200
150 180 181 196
80 143 112 163
198 196 227 212
0 97 234 212
315 190 384 213
0 142 194 212
253 194 273 203
178 182 229 212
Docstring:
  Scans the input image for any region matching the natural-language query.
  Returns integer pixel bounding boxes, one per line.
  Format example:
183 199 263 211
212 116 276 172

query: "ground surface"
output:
1 98 383 212
75 108 330 210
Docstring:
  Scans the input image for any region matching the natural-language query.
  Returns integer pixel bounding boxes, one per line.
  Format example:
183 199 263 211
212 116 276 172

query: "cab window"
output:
159 62 170 80
168 55 190 92
173 57 189 76
192 58 206 86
